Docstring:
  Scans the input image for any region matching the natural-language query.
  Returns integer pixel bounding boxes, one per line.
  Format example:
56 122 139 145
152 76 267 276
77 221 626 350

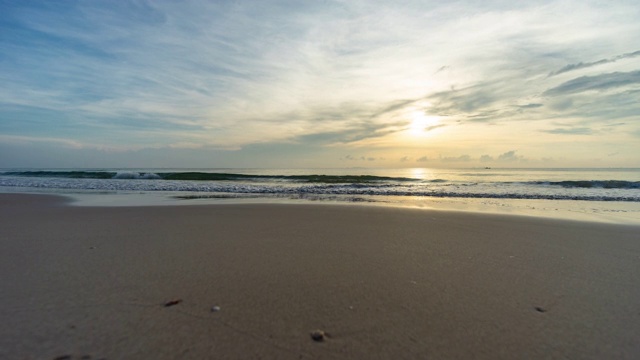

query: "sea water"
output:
1 168 639 223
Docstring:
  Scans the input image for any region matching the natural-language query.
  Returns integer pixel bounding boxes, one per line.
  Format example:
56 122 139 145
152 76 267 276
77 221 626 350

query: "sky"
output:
1 0 639 169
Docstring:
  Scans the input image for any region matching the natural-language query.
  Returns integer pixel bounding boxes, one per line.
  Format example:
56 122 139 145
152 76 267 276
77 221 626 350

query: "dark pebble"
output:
164 299 182 307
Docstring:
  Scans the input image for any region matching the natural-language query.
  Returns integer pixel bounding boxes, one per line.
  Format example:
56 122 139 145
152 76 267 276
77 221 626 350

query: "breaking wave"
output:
535 180 640 189
2 170 418 184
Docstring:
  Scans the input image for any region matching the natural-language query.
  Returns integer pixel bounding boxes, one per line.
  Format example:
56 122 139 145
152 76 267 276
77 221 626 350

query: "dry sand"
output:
1 193 639 359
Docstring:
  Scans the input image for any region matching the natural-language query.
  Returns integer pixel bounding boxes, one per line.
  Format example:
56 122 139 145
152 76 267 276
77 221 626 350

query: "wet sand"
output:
1 193 639 359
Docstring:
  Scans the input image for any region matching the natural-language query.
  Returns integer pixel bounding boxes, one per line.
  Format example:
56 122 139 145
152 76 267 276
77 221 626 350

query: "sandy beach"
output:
1 193 639 359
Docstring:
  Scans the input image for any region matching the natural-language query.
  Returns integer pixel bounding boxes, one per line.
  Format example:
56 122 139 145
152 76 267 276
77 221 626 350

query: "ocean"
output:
1 168 639 223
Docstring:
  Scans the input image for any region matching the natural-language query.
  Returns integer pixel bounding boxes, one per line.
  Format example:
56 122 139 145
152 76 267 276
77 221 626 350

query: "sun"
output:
408 111 439 136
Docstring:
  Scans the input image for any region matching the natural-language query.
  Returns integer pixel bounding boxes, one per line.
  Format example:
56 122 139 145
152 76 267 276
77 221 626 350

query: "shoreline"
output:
2 193 640 359
2 187 640 225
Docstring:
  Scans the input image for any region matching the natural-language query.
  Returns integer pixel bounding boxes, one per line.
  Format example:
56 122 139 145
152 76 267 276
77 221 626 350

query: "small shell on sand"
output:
211 305 221 312
310 329 329 342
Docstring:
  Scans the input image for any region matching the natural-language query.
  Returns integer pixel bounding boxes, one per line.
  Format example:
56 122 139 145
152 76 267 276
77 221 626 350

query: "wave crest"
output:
538 180 640 189
113 172 161 180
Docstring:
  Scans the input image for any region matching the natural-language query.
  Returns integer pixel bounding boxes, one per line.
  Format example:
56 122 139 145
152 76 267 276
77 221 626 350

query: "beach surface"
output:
1 193 639 359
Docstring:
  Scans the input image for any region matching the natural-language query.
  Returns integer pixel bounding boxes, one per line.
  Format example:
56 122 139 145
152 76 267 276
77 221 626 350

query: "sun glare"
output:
408 111 439 136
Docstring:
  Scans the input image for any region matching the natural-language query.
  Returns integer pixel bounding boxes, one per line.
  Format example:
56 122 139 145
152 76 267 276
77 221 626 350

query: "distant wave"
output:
2 170 419 184
534 180 640 189
3 170 116 179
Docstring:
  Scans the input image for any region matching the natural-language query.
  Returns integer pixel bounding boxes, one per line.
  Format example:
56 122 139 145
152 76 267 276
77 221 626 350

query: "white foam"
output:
112 172 161 180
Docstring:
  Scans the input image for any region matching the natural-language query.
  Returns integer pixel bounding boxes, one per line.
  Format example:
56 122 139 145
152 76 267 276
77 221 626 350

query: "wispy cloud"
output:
543 71 640 96
541 127 595 135
0 134 86 149
548 50 640 76
517 103 543 109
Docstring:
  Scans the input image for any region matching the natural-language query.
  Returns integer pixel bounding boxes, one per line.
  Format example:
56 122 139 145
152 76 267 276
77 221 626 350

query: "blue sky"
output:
1 0 639 168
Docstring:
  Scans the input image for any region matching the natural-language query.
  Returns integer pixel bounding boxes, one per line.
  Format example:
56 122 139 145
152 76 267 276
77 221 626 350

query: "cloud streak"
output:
541 127 595 135
543 71 640 96
548 50 640 77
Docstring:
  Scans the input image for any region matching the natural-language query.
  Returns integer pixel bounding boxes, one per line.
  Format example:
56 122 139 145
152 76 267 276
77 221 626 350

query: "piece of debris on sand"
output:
310 329 330 342
163 299 182 307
